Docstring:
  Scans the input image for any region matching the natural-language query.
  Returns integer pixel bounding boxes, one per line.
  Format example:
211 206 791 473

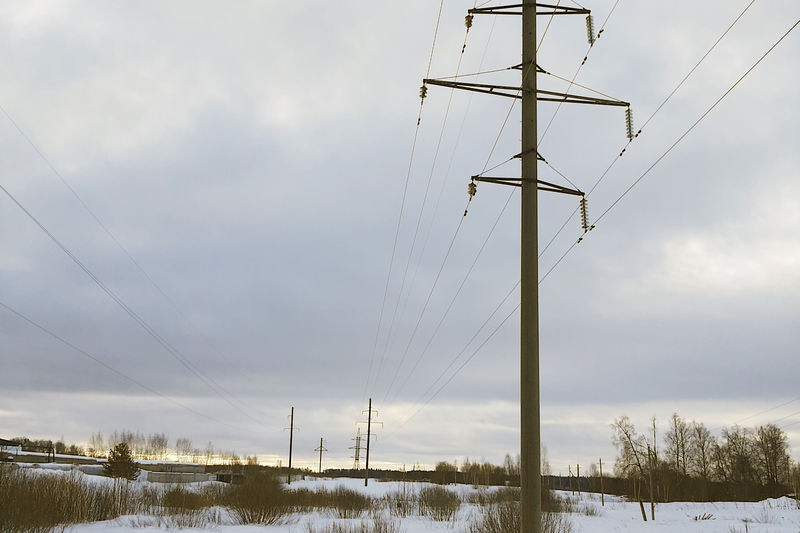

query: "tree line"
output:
11 430 257 465
612 413 797 503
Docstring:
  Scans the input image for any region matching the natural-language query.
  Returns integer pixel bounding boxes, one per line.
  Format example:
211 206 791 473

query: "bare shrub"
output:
417 486 461 521
468 487 520 506
304 514 402 533
0 465 142 532
327 486 373 518
467 501 574 533
225 471 290 524
384 486 416 517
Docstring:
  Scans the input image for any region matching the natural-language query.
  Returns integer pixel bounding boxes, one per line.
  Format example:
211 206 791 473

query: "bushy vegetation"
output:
0 465 143 533
0 465 582 532
417 485 461 521
467 500 574 533
611 414 795 502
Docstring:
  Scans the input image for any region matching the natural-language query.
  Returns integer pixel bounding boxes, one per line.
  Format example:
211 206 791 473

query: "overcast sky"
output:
1 1 798 474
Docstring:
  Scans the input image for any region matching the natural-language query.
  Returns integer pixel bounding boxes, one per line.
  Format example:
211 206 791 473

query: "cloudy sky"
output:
1 1 798 473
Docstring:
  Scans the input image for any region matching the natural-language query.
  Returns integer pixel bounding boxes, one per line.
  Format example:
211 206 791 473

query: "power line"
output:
371 10 476 399
593 17 798 227
736 397 800 425
537 0 761 260
382 199 471 403
388 2 620 420
538 0 622 145
390 189 516 403
362 0 448 403
0 299 240 431
0 103 275 423
536 13 797 290
378 13 503 403
0 180 269 430
399 297 520 429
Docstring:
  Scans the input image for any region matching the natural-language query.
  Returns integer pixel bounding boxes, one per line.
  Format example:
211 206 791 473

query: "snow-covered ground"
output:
14 466 798 532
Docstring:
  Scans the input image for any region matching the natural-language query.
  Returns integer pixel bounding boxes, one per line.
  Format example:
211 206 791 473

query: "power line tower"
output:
357 398 382 486
314 437 328 474
422 5 631 533
283 406 299 485
348 427 364 470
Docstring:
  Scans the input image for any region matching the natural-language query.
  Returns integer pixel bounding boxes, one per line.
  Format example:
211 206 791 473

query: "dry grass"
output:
304 513 402 533
417 485 461 521
383 485 416 518
0 465 143 533
466 500 574 533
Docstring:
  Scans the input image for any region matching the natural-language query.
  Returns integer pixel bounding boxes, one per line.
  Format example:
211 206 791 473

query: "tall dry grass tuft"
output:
225 471 289 524
466 500 574 533
304 513 402 533
384 485 416 517
417 485 461 521
0 465 141 533
326 486 373 518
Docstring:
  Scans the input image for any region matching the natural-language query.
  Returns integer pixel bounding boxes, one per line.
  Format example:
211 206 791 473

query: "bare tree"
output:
665 413 690 476
147 433 169 460
612 416 649 521
688 421 715 481
175 437 193 461
755 424 789 486
715 426 758 484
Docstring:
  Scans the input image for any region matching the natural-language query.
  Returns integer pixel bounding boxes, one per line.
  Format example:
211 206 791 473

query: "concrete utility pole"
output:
599 458 605 506
364 398 374 486
314 437 328 474
357 398 382 486
285 407 295 485
519 3 540 532
422 4 630 532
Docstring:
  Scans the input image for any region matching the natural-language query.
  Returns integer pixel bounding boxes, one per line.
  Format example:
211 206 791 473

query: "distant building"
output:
0 438 22 460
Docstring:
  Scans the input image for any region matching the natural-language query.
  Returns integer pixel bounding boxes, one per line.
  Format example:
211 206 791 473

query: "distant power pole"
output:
599 458 605 506
314 437 328 474
422 3 631 531
358 398 381 487
284 406 298 485
349 427 363 470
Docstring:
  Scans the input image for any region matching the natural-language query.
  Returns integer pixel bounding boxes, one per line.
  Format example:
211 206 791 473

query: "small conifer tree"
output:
103 442 140 480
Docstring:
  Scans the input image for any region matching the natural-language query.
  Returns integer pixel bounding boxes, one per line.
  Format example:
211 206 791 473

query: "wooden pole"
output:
599 458 605 506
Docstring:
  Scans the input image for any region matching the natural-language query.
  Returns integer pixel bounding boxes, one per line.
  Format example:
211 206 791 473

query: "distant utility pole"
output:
284 406 298 485
422 3 631 532
358 398 381 487
349 427 363 470
314 437 328 474
599 458 605 506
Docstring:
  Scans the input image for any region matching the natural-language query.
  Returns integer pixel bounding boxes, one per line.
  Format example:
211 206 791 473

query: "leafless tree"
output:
175 437 193 461
665 413 690 476
688 421 715 481
755 423 789 486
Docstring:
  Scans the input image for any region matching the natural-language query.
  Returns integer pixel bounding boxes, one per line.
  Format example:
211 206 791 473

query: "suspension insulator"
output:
625 107 635 141
419 84 428 100
580 197 589 232
585 15 596 45
468 181 477 199
465 14 474 29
